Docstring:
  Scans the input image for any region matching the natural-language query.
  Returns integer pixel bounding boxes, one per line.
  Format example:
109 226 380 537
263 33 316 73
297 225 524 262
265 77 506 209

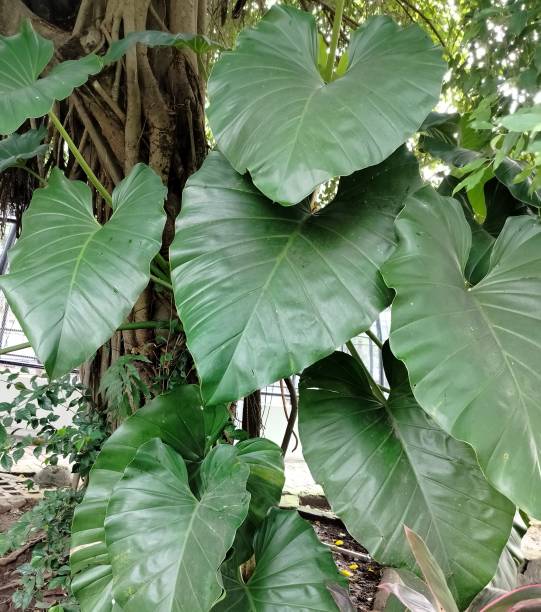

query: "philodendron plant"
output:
0 2 539 611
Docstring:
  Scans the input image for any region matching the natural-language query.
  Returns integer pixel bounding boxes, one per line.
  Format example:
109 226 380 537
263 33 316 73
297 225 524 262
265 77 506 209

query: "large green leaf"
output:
0 21 102 135
0 127 48 173
70 386 229 612
382 186 541 517
214 508 346 611
170 148 422 404
105 439 250 611
207 4 444 205
103 30 224 64
298 350 513 608
0 164 166 379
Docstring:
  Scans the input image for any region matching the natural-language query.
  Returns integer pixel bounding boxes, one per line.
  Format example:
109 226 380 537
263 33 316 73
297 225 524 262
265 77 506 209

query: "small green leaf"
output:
494 158 541 207
499 105 541 133
215 508 346 611
0 127 48 173
0 423 6 445
105 439 250 611
102 30 224 65
0 21 102 135
0 164 166 378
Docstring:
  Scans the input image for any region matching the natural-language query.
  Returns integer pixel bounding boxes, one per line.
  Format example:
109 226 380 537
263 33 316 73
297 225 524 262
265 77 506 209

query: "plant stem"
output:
0 341 31 356
365 329 383 350
150 262 169 283
48 111 113 207
346 340 387 404
150 274 173 291
18 165 47 186
155 253 169 274
0 320 183 356
324 0 346 82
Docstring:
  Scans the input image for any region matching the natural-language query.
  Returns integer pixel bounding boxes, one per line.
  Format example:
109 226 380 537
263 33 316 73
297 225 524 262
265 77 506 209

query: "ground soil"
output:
311 517 382 610
0 501 34 612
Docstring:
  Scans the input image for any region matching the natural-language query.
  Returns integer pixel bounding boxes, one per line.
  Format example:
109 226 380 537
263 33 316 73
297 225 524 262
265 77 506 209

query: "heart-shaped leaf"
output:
208 4 445 204
105 439 250 612
0 164 166 379
70 386 229 612
382 186 541 517
170 148 422 404
0 127 48 173
214 508 346 611
298 349 513 608
0 21 102 135
103 30 224 64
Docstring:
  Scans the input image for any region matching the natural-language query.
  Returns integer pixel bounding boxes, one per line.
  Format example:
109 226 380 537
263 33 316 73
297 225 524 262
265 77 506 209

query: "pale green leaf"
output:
0 127 48 173
0 164 166 378
0 21 102 135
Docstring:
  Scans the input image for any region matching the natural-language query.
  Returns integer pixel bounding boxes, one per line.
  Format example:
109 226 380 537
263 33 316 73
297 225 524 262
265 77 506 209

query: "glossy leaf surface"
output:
170 148 422 404
0 127 48 173
382 186 541 517
215 508 345 611
231 438 285 563
105 440 250 611
70 386 229 612
207 5 444 204
103 30 224 64
0 21 102 134
298 350 514 608
0 164 166 378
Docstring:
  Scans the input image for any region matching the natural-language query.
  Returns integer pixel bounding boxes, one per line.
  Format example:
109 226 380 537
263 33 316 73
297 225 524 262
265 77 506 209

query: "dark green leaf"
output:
170 148 422 404
0 21 102 135
70 386 229 612
105 439 250 611
494 158 541 208
0 127 48 173
299 350 513 609
215 508 345 611
208 5 445 204
382 186 541 516
103 30 224 65
0 164 166 378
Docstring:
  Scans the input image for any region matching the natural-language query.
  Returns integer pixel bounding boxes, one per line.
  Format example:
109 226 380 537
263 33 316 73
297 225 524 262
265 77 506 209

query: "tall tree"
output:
0 0 207 401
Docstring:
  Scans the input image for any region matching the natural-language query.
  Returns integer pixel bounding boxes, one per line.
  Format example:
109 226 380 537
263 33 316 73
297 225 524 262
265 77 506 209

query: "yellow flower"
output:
348 563 358 570
339 569 353 578
334 539 344 546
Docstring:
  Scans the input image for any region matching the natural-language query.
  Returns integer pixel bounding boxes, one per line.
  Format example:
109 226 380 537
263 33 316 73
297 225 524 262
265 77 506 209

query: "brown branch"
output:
71 95 123 185
0 535 44 567
281 377 299 453
391 0 448 52
92 81 126 124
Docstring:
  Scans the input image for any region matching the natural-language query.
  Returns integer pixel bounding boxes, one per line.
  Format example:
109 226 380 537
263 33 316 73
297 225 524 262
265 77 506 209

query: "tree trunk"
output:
0 0 207 410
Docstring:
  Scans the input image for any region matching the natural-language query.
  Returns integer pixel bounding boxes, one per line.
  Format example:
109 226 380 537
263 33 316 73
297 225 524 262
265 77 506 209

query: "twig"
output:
391 0 448 53
92 81 126 123
281 377 299 453
324 542 371 562
0 535 44 567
